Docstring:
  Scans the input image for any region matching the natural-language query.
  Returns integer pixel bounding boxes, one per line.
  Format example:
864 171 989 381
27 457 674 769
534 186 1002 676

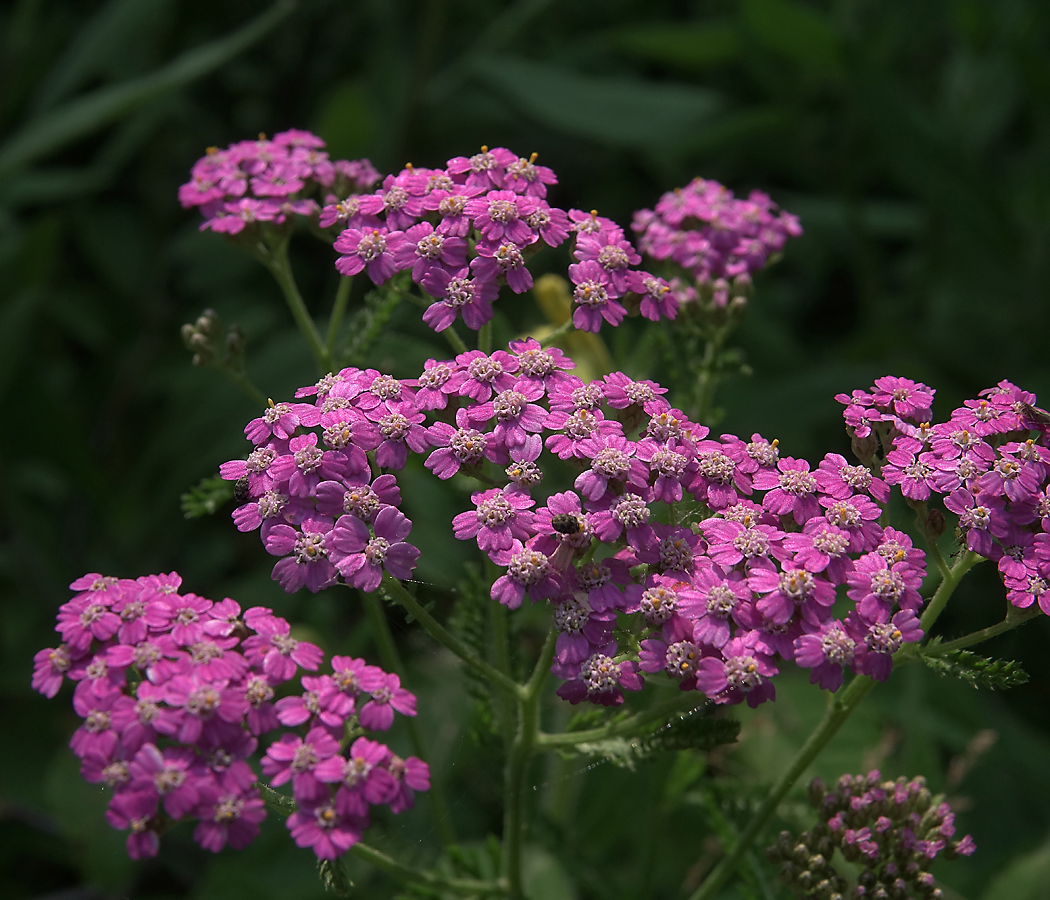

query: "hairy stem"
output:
350 841 508 896
540 317 575 348
389 282 469 354
265 238 329 372
381 574 523 698
535 691 705 748
687 674 877 900
925 605 1041 656
325 275 353 359
360 591 456 845
503 630 557 898
478 319 492 354
920 550 982 634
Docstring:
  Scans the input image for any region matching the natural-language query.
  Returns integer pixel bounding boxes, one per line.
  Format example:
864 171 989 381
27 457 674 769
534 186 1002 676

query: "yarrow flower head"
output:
35 573 428 862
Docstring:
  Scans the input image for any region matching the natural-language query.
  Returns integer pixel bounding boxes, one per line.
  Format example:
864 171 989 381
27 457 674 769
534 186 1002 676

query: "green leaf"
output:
921 647 1029 691
742 0 843 75
0 0 294 180
467 56 723 151
610 21 741 71
30 0 175 113
181 473 235 518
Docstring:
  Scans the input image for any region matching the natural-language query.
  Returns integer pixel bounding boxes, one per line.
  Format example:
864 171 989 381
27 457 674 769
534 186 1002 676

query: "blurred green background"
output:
3 0 1050 897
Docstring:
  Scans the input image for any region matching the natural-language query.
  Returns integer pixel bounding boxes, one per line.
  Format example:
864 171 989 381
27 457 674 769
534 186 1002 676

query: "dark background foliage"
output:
3 0 1050 897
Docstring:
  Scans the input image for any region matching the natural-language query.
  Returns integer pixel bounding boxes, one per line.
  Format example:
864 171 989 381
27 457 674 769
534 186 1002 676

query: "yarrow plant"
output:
37 127 1043 899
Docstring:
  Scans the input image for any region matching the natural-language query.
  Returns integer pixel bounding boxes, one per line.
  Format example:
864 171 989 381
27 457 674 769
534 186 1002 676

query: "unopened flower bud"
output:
728 294 748 318
809 777 827 808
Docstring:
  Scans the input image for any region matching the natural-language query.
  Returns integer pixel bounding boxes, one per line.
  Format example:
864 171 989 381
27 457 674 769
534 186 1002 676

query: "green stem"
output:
693 325 727 425
540 318 575 348
925 605 1042 656
325 275 353 359
381 573 523 698
478 319 492 354
490 599 516 744
360 591 456 845
689 544 984 900
257 781 501 894
390 282 469 354
535 691 704 748
265 238 329 372
218 366 267 407
349 841 508 896
687 674 877 900
920 550 982 634
502 630 557 898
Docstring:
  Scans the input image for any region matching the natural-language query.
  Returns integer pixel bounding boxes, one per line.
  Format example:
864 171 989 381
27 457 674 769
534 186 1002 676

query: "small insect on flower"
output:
234 476 252 504
1019 402 1050 428
551 513 582 535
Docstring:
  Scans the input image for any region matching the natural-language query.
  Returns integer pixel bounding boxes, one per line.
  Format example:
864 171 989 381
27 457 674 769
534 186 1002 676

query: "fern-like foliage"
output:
921 645 1029 690
447 564 497 741
573 707 739 771
340 276 404 367
181 473 234 518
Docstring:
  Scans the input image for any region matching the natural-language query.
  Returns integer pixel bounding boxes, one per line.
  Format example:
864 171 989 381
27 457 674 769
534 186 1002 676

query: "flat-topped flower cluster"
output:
181 132 801 337
767 770 975 899
32 573 428 861
839 376 1050 613
179 128 380 234
224 347 1034 708
323 144 695 334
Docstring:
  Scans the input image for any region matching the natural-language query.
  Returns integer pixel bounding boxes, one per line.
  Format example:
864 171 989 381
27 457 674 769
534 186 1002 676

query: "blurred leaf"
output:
315 78 376 162
467 56 723 151
181 473 234 518
610 21 741 70
921 647 1030 691
523 846 577 900
0 0 293 180
30 0 174 113
981 833 1050 900
742 0 842 75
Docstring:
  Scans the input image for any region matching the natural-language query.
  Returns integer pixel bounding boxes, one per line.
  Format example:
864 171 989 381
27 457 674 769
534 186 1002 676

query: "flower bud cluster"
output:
179 129 380 234
32 572 428 862
226 352 942 708
838 376 1050 614
632 176 802 294
767 771 974 899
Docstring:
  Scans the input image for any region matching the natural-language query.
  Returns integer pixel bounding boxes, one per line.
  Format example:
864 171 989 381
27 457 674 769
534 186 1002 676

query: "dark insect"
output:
233 476 252 504
551 513 581 535
1019 402 1050 428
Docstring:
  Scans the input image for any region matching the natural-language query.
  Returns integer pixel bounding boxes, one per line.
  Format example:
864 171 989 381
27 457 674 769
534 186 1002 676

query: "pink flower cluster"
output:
32 573 428 861
839 375 1050 614
322 145 685 334
179 129 380 235
632 176 802 301
227 348 945 708
220 368 427 594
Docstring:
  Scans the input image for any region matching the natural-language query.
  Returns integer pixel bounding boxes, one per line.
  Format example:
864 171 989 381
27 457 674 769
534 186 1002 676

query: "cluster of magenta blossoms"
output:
32 573 428 861
179 129 380 235
222 345 951 708
632 176 803 302
322 145 697 334
767 771 974 899
839 376 1050 615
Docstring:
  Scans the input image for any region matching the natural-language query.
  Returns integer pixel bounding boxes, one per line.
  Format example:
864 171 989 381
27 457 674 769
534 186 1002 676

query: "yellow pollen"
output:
258 132 267 140
405 162 414 170
480 145 489 152
267 398 276 408
206 146 219 155
771 439 780 448
589 210 598 218
529 152 538 163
